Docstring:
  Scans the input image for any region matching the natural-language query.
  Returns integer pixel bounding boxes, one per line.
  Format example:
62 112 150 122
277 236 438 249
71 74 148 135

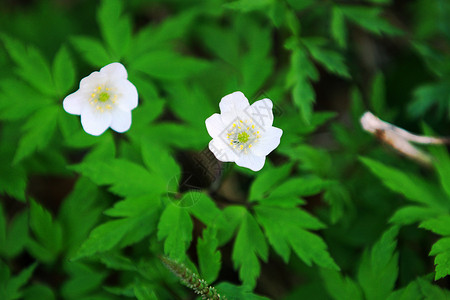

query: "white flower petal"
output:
116 80 138 110
110 108 132 133
100 62 128 81
219 91 250 114
80 71 105 89
63 91 86 115
236 154 266 172
246 98 274 127
253 127 283 156
208 138 239 162
81 107 112 136
205 113 225 138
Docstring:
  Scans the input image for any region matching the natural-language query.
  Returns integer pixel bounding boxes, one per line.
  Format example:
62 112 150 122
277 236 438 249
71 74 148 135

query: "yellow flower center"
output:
238 132 249 143
89 86 118 113
226 119 261 154
98 92 110 102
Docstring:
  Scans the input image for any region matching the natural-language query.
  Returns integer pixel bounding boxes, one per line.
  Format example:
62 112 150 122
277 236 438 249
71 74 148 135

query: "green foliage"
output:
232 210 268 289
0 0 449 298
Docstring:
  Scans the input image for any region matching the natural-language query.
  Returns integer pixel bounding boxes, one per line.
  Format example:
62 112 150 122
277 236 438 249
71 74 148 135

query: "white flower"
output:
205 91 283 171
63 62 138 136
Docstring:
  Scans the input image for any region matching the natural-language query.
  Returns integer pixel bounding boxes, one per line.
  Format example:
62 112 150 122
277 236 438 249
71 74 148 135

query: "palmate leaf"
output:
339 6 402 36
129 51 211 81
249 163 293 201
71 36 111 68
52 45 75 96
216 282 270 300
0 79 51 122
360 157 448 209
13 105 59 164
0 262 38 300
420 215 450 280
357 226 399 300
197 227 221 283
330 6 347 48
255 205 338 270
389 205 443 225
157 204 193 261
1 35 55 96
71 158 167 198
97 0 132 59
320 269 363 300
302 38 350 78
73 196 161 260
28 200 63 262
232 210 268 290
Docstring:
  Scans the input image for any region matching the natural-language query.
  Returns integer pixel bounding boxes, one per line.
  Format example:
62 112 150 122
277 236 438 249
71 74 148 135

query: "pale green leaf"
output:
157 204 193 260
232 211 268 289
197 227 221 283
71 36 111 67
52 46 75 95
357 226 399 300
320 269 363 300
13 105 59 164
97 0 132 58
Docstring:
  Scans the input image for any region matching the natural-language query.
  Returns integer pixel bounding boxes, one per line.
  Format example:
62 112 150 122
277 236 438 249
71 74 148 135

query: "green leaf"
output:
428 143 450 199
216 282 270 300
1 35 55 96
387 280 421 300
249 163 292 201
292 80 315 125
389 206 442 225
217 206 246 246
0 79 51 122
97 0 132 58
13 105 59 164
3 263 38 300
331 6 347 48
232 210 268 289
129 51 210 81
269 176 328 199
255 205 334 267
157 204 193 260
369 72 385 116
417 277 450 299
23 284 55 300
0 143 26 201
61 262 108 299
58 178 105 253
73 209 158 260
420 215 450 236
71 36 111 67
186 192 224 227
340 6 402 36
197 227 221 283
28 199 63 259
357 226 399 300
167 84 215 127
141 140 180 186
224 0 273 12
303 39 350 78
324 183 351 224
360 157 447 209
71 159 166 197
1 211 28 258
429 237 450 280
52 46 75 95
104 196 161 218
320 269 363 300
134 284 158 300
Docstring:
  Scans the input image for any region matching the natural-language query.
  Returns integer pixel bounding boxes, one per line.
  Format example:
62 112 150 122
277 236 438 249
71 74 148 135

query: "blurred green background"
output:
0 0 449 299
